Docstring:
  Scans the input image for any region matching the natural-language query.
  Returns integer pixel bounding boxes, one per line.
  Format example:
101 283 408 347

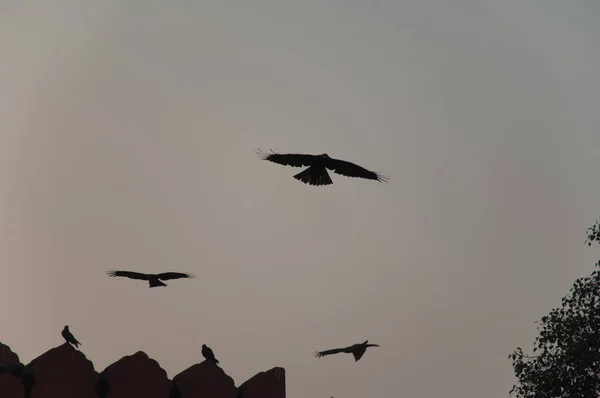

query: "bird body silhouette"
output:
61 326 81 348
315 340 380 362
202 344 220 365
106 270 195 288
257 149 389 186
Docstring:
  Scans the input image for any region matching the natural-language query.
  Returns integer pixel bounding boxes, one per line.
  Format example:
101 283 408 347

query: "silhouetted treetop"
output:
509 219 600 397
586 218 600 246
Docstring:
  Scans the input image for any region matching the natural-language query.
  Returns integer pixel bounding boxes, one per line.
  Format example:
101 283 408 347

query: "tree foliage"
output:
587 219 600 246
509 219 600 397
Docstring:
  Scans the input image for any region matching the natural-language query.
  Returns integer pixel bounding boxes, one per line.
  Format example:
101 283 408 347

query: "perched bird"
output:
202 344 220 365
257 149 389 186
315 340 380 362
62 325 81 348
106 270 195 288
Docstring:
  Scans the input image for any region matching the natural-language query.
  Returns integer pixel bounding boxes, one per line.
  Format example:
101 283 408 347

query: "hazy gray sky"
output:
1 1 599 397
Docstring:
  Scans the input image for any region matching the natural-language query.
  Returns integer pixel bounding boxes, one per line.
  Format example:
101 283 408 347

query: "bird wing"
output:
352 348 366 361
325 158 389 182
256 149 317 167
314 347 348 358
106 270 150 280
156 272 195 281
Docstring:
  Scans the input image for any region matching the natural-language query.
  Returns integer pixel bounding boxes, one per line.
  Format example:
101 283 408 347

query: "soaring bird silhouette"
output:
202 344 220 365
257 149 389 186
106 270 195 288
62 325 81 348
315 340 380 362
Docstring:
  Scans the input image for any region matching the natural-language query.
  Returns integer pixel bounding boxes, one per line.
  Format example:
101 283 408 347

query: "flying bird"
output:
314 340 380 362
106 270 195 288
62 325 81 348
202 344 220 365
256 149 389 186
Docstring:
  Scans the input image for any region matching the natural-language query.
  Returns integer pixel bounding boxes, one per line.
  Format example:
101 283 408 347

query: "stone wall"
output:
0 342 285 398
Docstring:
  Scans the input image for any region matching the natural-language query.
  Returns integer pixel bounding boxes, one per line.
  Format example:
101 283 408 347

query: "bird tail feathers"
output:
293 166 333 186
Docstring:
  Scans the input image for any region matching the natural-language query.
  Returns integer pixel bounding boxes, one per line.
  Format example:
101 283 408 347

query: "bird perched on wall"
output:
202 344 220 365
106 270 195 288
256 149 389 186
62 326 81 348
314 340 380 362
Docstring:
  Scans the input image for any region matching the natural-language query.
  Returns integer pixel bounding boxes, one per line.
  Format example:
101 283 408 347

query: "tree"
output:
509 219 600 397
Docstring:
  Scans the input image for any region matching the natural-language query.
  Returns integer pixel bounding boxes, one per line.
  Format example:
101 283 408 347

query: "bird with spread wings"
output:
315 340 380 362
106 270 195 288
257 149 389 186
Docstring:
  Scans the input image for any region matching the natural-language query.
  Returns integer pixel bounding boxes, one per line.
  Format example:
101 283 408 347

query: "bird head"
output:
202 344 207 348
64 325 69 330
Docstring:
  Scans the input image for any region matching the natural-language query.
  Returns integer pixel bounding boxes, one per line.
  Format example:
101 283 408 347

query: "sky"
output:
1 1 599 397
